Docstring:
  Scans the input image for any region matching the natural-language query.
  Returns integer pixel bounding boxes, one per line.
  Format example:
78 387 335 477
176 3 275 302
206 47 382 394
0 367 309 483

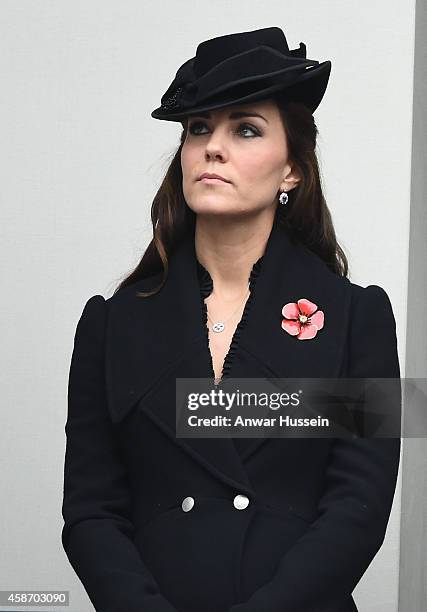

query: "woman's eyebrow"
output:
189 111 269 124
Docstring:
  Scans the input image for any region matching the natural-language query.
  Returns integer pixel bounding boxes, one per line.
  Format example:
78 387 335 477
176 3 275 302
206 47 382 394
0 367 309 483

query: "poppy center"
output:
299 314 308 324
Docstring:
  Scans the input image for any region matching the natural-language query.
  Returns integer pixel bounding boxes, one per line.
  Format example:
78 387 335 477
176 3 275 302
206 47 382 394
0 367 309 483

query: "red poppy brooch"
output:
281 298 324 340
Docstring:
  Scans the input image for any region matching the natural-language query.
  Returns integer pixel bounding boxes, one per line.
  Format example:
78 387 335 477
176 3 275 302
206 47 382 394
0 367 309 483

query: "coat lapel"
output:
222 214 352 460
105 210 352 493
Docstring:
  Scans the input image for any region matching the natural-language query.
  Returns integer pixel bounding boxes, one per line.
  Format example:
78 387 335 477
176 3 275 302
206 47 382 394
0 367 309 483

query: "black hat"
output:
151 26 332 122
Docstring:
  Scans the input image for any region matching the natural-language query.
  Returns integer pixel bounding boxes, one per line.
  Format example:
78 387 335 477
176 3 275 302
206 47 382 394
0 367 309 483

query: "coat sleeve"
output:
61 295 180 612
229 284 402 612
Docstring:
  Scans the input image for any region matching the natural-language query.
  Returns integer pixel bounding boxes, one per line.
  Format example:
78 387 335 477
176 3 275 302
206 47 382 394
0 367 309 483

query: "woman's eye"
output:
188 121 260 138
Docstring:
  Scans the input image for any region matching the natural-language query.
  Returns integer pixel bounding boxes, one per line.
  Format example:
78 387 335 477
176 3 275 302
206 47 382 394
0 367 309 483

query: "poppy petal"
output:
297 298 318 317
310 310 324 330
282 302 299 319
298 324 318 340
282 319 301 336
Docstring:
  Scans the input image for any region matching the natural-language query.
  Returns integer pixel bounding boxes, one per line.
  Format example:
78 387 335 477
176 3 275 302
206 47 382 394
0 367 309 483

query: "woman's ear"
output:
280 175 301 193
280 163 301 193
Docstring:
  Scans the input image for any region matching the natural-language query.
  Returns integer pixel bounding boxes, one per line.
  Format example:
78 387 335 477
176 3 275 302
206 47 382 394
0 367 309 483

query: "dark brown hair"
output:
114 95 348 298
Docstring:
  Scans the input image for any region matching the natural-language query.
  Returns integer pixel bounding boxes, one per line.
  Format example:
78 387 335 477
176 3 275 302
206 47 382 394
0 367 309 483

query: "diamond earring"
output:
279 191 289 206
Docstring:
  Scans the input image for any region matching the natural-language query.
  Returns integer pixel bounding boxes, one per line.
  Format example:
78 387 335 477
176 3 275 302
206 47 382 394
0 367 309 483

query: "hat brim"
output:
151 60 331 122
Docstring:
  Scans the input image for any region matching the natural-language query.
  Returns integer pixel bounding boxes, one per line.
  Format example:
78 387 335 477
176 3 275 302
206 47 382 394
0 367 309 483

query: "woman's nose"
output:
205 140 227 160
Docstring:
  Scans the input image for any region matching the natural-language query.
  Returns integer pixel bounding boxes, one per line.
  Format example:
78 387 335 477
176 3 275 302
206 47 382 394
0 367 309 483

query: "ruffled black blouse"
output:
196 254 265 454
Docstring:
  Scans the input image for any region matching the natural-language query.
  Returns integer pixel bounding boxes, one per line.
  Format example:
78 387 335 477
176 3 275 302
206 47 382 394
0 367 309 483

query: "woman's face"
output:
181 98 298 218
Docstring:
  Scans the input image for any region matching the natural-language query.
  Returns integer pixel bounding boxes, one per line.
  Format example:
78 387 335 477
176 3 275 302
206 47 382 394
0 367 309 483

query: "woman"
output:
61 27 401 612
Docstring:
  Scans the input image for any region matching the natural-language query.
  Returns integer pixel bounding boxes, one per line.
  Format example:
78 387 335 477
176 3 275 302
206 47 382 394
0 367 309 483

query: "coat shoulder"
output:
104 271 164 308
347 280 397 330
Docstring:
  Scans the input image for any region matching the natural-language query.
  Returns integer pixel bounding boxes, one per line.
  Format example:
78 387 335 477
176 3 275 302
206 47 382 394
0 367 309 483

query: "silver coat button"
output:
181 496 195 512
233 494 249 510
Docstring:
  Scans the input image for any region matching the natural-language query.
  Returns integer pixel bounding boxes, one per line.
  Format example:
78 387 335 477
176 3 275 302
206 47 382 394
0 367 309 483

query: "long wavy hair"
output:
114 94 348 298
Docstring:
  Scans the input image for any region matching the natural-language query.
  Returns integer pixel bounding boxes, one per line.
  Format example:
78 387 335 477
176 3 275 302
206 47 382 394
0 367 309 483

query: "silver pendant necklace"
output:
206 283 250 333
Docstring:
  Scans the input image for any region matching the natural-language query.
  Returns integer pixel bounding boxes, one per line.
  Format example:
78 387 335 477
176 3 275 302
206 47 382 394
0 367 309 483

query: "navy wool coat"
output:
61 212 401 612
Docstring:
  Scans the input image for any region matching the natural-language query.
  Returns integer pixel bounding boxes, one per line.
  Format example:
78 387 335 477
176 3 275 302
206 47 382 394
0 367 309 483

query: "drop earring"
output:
279 191 289 206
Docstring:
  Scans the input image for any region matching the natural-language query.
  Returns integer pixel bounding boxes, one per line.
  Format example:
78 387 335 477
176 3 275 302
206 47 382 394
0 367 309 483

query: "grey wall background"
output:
0 1 422 611
399 0 427 609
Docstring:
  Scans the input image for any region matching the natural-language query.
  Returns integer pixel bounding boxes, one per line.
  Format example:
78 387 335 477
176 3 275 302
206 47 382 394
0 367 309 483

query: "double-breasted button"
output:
181 496 195 512
233 494 249 510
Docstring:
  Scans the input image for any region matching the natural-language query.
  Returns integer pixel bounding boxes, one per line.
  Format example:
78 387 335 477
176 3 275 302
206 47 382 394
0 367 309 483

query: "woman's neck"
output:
194 208 275 300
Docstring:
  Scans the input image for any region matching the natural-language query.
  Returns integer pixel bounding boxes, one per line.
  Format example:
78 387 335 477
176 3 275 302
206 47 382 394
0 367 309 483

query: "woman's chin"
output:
189 201 253 217
196 209 252 221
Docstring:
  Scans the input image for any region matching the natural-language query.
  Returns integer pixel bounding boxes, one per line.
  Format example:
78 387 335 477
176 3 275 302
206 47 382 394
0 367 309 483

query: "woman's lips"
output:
200 177 230 184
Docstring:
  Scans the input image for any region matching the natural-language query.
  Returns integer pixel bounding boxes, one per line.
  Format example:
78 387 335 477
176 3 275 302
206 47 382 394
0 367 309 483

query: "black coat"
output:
61 214 401 612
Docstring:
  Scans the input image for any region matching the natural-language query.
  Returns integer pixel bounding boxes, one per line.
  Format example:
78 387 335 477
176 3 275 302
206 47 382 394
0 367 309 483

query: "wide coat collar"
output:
105 210 352 495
